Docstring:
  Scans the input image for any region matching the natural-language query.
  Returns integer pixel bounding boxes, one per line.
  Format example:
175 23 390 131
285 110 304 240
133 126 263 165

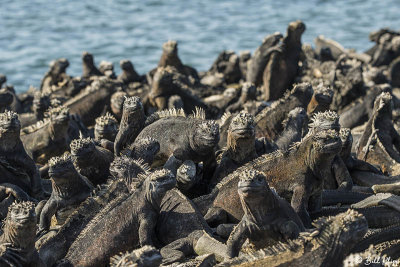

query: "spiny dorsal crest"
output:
0 110 18 124
220 111 232 126
123 96 142 110
48 153 74 169
308 110 339 131
70 137 95 152
190 107 206 120
110 156 151 174
45 105 70 119
149 169 174 182
239 169 265 183
95 112 118 127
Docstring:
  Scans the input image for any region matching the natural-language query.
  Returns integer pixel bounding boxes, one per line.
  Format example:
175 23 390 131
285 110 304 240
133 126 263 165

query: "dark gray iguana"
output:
195 128 342 228
70 136 114 185
218 209 368 267
0 110 44 199
38 154 93 233
0 201 44 267
61 169 176 267
226 169 305 258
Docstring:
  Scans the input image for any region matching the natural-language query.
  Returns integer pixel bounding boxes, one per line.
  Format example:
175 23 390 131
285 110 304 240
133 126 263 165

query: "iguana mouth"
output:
231 128 255 137
320 140 342 153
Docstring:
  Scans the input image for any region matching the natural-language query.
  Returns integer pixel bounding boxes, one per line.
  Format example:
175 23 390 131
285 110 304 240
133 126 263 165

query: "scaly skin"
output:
40 58 71 95
0 202 44 267
61 169 176 267
226 82 257 113
212 112 258 186
110 246 162 267
218 210 368 267
357 92 400 175
70 136 114 185
255 82 313 140
0 88 14 113
135 108 219 176
19 91 51 128
38 154 93 233
227 170 304 258
114 96 146 156
263 20 306 101
306 83 333 115
274 107 307 151
118 59 141 85
0 110 44 198
21 106 71 165
195 128 342 228
126 137 160 166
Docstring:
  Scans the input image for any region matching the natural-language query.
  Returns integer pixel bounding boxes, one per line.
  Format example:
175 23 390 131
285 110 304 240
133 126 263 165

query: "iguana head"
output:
32 91 51 115
0 88 14 107
287 20 306 43
110 91 127 119
145 169 176 208
120 96 145 123
70 137 96 158
374 91 393 117
192 120 220 154
162 40 178 56
128 137 160 165
228 112 255 140
50 58 69 76
120 59 134 71
238 169 268 199
151 67 176 98
313 209 367 262
47 106 70 129
240 82 257 102
48 154 77 183
176 160 199 191
82 51 95 67
339 128 352 159
110 245 162 267
308 110 340 133
307 84 334 114
94 113 118 141
0 110 21 138
3 201 36 248
311 129 342 155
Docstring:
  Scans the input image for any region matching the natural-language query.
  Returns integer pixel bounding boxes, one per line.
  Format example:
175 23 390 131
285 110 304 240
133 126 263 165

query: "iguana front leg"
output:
38 200 58 233
332 156 353 191
226 221 249 258
291 185 311 228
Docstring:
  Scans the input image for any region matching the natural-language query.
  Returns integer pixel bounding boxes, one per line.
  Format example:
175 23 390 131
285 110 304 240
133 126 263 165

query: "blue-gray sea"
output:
1 0 400 92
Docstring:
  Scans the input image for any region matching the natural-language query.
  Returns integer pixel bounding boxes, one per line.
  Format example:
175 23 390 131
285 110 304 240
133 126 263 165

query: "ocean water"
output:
1 0 400 92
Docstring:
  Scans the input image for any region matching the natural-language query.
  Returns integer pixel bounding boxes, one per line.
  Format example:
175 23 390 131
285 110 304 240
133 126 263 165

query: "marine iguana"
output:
0 201 44 267
114 96 146 156
212 112 258 185
246 32 283 87
205 50 242 85
61 169 176 267
63 77 120 126
110 91 127 121
0 88 14 113
218 209 368 267
99 60 116 79
225 82 257 114
81 51 103 79
38 154 93 233
306 83 334 115
195 128 342 227
357 92 400 175
255 82 313 140
134 108 219 177
40 58 71 95
20 106 71 165
125 137 160 166
94 112 119 143
226 169 305 258
110 246 162 267
0 110 44 199
149 66 208 114
70 136 114 185
19 91 51 128
263 20 306 101
118 59 142 85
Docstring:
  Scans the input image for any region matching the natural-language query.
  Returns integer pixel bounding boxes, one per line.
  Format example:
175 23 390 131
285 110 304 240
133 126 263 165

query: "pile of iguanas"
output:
2 21 400 266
